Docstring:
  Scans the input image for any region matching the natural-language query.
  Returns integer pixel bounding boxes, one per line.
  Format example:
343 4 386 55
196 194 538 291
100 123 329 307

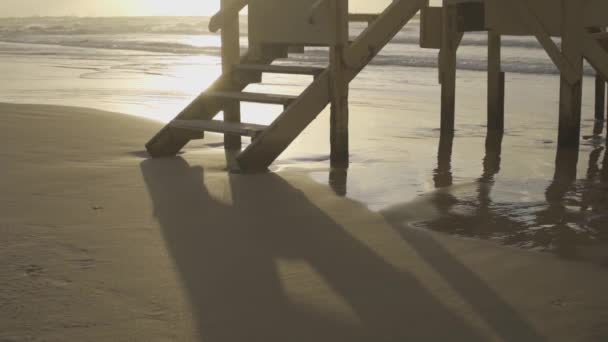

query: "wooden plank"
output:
145 51 274 158
440 2 459 134
596 75 606 121
249 0 338 46
170 120 267 137
238 0 426 171
237 71 332 171
221 0 242 149
209 0 248 33
558 0 584 148
420 7 442 49
506 0 578 85
205 91 298 106
485 0 608 36
330 0 350 168
591 32 608 41
487 32 504 131
348 13 379 23
455 1 485 32
584 34 608 81
344 0 428 69
235 64 325 76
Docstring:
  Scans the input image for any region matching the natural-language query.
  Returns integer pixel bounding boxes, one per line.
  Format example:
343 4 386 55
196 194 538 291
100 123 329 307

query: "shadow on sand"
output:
138 150 546 341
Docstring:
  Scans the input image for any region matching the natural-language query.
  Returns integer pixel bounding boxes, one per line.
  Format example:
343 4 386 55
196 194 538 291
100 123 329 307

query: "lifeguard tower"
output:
146 0 608 172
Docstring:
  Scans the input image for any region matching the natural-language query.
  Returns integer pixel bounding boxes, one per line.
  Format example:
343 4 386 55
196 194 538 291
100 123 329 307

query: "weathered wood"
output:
209 0 248 33
249 0 337 46
440 2 458 133
330 0 350 169
454 1 485 32
348 13 379 24
485 0 608 36
145 52 274 157
584 33 608 81
344 0 428 69
506 0 578 85
205 91 298 107
235 64 325 77
237 71 332 171
487 31 504 131
170 120 267 138
221 0 242 149
420 7 442 49
596 75 606 121
558 0 584 148
237 0 426 171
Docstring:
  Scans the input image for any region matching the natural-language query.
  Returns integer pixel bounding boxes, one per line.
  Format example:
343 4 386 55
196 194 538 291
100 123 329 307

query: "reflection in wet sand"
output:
348 128 608 264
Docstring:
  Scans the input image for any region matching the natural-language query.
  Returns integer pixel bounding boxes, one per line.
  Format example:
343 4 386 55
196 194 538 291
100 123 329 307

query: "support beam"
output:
558 0 584 148
487 32 505 131
330 0 350 168
221 0 242 150
440 3 458 133
595 75 606 121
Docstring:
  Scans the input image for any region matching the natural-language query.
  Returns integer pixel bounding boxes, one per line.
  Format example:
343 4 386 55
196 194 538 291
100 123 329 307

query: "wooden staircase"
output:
146 0 427 172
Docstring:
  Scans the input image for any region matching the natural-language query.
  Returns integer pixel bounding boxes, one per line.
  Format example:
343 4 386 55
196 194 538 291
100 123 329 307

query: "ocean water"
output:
1 16 607 263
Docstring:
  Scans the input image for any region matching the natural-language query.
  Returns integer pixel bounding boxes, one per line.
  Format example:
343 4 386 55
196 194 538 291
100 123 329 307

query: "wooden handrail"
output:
209 0 248 33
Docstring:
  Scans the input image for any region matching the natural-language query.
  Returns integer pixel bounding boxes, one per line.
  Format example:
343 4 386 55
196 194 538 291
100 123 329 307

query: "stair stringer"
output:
146 52 272 157
236 0 426 171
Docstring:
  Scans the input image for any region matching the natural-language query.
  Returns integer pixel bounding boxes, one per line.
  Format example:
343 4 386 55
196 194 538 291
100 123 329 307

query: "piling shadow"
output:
140 155 486 342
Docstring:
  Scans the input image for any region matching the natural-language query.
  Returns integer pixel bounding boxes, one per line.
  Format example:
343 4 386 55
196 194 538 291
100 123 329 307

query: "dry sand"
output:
1 103 608 341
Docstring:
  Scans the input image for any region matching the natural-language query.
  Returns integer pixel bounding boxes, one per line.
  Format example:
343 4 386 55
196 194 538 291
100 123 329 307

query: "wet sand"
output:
1 102 608 341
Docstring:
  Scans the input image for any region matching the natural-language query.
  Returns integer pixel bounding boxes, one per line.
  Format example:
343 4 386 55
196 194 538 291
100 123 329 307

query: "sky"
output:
0 0 440 17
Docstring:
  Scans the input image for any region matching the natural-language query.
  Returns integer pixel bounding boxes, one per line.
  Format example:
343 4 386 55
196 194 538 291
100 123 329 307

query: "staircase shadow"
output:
140 155 486 342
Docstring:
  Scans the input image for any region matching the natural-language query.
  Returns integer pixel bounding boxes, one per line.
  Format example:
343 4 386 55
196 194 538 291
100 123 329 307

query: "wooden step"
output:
591 32 608 41
170 119 267 138
205 91 298 106
348 13 379 23
235 64 325 77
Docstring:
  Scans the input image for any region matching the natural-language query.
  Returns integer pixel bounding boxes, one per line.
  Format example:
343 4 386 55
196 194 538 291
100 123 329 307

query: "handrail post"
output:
221 0 242 149
330 0 350 168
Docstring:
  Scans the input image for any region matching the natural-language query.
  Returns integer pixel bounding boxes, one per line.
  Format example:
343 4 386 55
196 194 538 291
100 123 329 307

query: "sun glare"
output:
134 0 218 16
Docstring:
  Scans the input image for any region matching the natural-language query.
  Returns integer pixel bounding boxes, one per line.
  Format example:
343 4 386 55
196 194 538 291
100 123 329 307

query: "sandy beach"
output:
1 102 607 341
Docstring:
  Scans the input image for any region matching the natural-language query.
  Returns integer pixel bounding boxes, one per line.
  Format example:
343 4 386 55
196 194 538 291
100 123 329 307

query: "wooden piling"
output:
596 75 606 121
434 132 454 188
487 32 505 131
440 3 458 133
557 0 584 148
221 0 242 150
330 0 350 168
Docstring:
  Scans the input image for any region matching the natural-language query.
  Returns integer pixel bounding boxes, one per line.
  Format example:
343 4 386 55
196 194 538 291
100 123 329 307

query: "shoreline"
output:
1 102 608 341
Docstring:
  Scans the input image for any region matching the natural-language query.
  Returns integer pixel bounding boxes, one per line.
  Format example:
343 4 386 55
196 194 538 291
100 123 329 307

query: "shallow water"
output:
0 16 606 263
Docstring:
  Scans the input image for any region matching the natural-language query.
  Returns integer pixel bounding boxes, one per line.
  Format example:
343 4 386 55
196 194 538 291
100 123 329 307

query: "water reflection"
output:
329 168 348 197
418 130 608 262
433 133 454 188
329 129 608 264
